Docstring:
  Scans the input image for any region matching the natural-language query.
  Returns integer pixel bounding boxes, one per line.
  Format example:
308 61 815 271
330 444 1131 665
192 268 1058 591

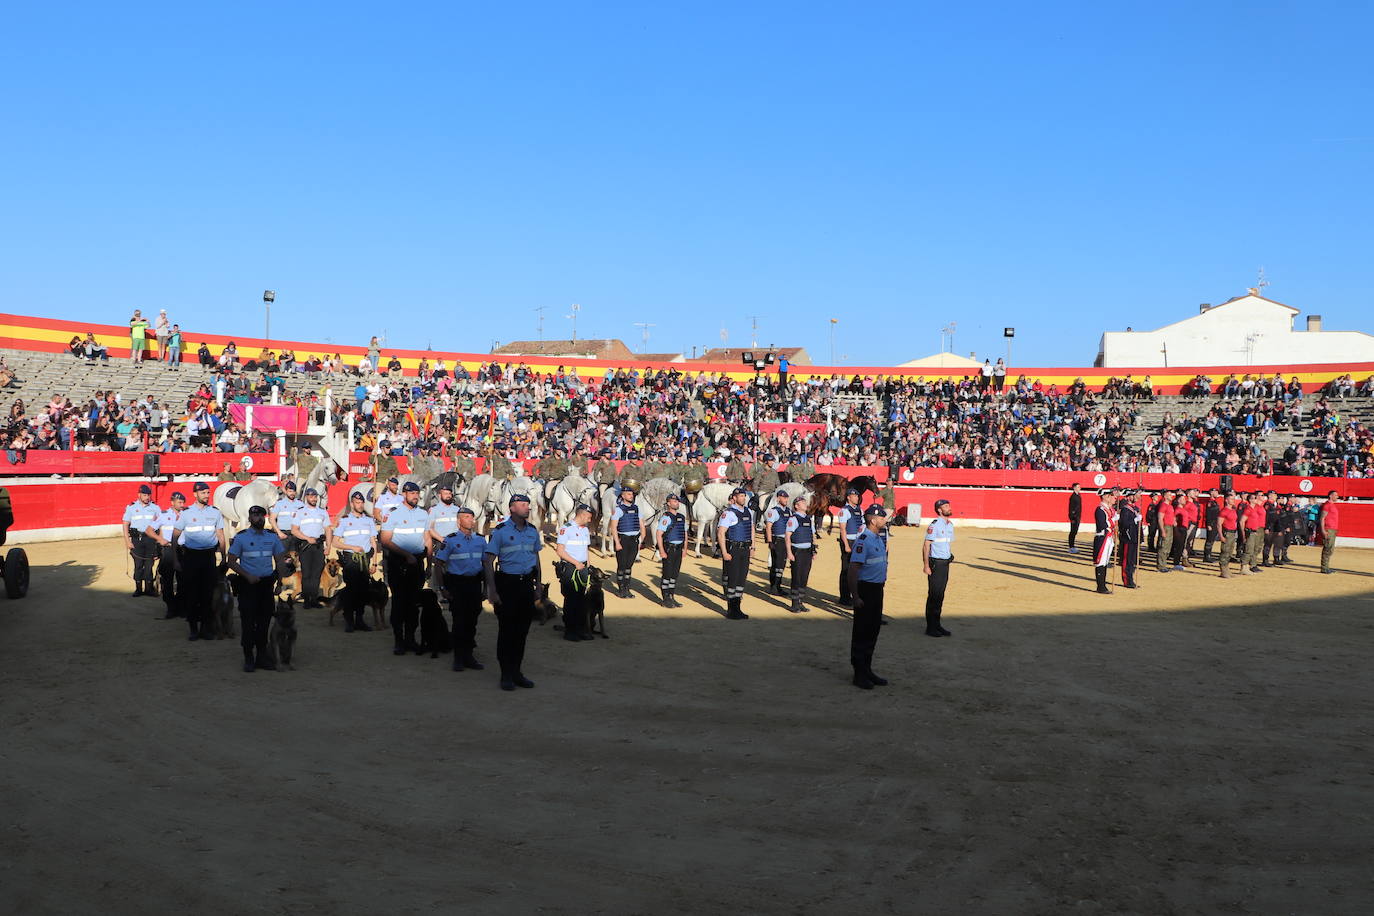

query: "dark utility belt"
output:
727 540 751 548
496 569 535 579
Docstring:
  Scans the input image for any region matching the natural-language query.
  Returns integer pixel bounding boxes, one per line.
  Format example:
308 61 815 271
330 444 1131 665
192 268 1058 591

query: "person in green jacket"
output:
129 310 150 365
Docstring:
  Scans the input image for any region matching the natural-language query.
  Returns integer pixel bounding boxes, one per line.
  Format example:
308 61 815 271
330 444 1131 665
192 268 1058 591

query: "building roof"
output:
492 339 634 359
898 352 984 369
637 352 686 363
691 347 811 365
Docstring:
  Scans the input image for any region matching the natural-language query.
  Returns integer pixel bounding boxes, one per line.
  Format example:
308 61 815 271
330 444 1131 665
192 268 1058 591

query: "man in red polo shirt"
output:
1217 492 1241 578
1240 493 1267 574
1155 490 1176 573
1320 491 1341 574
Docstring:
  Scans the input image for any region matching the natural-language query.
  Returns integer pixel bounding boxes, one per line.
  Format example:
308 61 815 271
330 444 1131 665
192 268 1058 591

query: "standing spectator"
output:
1319 491 1340 574
167 324 182 369
154 310 171 361
367 336 382 375
993 358 1006 393
129 310 149 364
1066 482 1082 554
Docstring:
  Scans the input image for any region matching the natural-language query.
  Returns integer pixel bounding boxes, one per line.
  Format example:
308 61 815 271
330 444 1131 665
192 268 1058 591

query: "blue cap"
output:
846 488 860 497
170 491 186 501
509 493 530 505
776 488 788 497
387 476 399 484
138 484 152 494
575 503 593 514
731 487 749 497
438 481 453 491
303 487 318 497
933 499 950 510
666 491 681 502
284 481 296 491
457 506 475 516
402 481 421 493
864 504 887 517
193 481 210 492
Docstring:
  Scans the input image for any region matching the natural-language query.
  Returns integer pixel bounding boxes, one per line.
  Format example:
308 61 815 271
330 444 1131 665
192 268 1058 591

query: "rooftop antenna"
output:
748 316 760 348
566 303 580 341
534 305 548 340
720 327 728 346
633 322 656 353
1256 266 1270 297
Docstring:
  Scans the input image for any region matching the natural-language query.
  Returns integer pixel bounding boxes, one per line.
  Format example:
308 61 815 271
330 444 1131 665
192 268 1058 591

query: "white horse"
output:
461 473 502 532
687 482 736 557
213 479 281 534
760 482 810 527
548 472 598 532
494 475 545 531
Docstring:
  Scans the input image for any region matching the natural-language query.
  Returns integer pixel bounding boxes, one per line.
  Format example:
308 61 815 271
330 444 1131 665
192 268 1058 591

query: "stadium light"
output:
263 290 276 345
741 352 754 365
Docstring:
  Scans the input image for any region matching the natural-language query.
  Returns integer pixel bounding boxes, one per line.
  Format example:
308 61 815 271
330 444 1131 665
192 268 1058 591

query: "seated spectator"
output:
198 342 213 367
81 333 109 363
68 335 84 357
0 359 12 390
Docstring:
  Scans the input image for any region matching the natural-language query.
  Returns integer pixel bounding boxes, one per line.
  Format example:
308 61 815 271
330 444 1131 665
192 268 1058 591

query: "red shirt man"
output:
1244 500 1266 531
1321 497 1339 533
1180 499 1199 529
1158 499 1177 529
1219 502 1239 531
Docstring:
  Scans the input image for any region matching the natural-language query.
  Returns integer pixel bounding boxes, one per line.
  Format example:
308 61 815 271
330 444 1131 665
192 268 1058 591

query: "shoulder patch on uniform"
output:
854 542 864 553
928 522 936 532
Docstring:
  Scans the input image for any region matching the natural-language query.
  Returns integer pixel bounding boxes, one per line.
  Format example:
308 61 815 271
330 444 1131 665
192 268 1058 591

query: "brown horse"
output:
804 473 880 534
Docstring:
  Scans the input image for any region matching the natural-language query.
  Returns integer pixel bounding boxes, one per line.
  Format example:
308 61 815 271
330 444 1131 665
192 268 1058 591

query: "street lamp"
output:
1003 327 1015 365
263 290 276 345
829 318 837 365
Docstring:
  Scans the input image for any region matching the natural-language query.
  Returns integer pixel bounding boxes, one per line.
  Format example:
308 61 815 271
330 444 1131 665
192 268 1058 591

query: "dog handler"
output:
381 481 430 655
227 505 286 673
847 504 891 690
484 493 543 691
328 491 378 633
145 490 186 619
555 504 596 638
291 487 331 609
122 484 160 598
434 506 488 669
173 481 227 642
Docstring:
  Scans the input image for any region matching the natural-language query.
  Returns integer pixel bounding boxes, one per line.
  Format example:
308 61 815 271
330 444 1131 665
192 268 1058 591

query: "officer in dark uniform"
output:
145 491 186 619
1118 489 1141 588
835 488 863 606
483 493 543 690
555 504 595 636
290 487 330 608
123 484 161 597
1146 491 1162 554
653 492 688 607
763 488 792 595
1066 482 1083 554
1202 488 1222 562
784 494 815 613
716 487 753 620
610 486 642 598
847 505 890 690
380 481 429 655
434 506 487 669
173 481 227 641
1092 489 1118 594
328 491 378 633
1264 495 1292 566
226 505 285 672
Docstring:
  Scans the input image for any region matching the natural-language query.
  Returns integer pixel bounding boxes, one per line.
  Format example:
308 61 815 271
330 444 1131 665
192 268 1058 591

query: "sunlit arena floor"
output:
2 528 1371 915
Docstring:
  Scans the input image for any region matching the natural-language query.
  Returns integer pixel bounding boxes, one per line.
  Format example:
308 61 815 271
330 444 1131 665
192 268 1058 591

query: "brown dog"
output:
276 552 303 603
319 558 343 600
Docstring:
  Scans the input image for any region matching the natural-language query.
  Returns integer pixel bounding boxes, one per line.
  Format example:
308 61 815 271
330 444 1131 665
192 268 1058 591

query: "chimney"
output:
1199 303 1211 314
1306 315 1322 332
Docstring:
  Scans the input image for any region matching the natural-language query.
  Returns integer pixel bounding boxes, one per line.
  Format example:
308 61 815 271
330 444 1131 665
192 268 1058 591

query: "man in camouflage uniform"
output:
488 450 515 481
453 449 478 484
724 453 747 485
592 451 619 505
534 452 567 485
751 456 781 497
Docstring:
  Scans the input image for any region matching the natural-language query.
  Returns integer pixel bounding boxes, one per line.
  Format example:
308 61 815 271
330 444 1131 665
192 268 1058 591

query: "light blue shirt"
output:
273 497 305 534
382 505 430 555
148 507 181 543
925 517 955 560
435 530 487 575
293 505 330 540
556 522 592 563
175 503 225 550
428 501 461 539
123 500 160 533
375 490 403 522
229 528 285 577
485 519 542 574
850 529 888 583
333 513 378 551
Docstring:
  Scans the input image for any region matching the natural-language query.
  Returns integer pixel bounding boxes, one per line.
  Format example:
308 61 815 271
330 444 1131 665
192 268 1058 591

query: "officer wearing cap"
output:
227 504 286 672
435 506 488 669
328 491 378 632
173 481 227 641
610 485 642 599
373 476 403 525
290 487 331 609
123 484 161 597
923 498 956 635
145 491 186 619
654 492 688 607
1093 489 1118 594
717 487 754 620
381 481 429 655
763 487 792 596
784 494 815 613
484 492 543 690
555 504 595 636
836 488 864 606
426 481 462 591
1118 489 1141 589
847 504 891 690
270 481 305 551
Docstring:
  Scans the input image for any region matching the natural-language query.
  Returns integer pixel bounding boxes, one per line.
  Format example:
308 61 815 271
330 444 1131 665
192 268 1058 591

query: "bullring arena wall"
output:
2 312 1371 545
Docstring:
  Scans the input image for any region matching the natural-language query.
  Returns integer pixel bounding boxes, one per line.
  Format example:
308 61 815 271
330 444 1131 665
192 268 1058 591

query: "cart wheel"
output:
5 547 28 598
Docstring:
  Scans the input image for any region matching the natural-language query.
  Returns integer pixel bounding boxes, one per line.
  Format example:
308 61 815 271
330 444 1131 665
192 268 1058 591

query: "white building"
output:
1097 291 1374 368
898 352 984 369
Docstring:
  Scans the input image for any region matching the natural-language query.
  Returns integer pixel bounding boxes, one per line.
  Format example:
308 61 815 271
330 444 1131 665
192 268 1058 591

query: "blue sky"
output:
2 2 1370 366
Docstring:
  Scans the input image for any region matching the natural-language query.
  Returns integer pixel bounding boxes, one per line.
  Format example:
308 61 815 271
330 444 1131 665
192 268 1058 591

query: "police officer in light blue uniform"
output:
483 493 543 690
555 504 596 638
123 484 162 597
291 487 331 608
174 481 227 641
328 492 378 633
654 492 688 607
717 487 754 620
785 494 816 613
271 480 305 549
610 486 641 598
836 488 864 606
847 504 891 690
435 506 488 670
145 490 186 619
373 476 403 524
923 498 956 638
764 488 792 595
426 481 462 590
381 481 429 655
227 504 286 672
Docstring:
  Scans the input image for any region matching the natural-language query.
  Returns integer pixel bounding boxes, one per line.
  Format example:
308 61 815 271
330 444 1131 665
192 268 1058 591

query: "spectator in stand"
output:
154 310 171 361
0 359 13 389
129 310 149 364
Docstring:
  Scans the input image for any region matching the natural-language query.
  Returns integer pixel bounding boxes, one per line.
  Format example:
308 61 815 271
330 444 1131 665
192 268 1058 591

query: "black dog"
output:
417 589 452 658
267 595 298 670
586 566 610 639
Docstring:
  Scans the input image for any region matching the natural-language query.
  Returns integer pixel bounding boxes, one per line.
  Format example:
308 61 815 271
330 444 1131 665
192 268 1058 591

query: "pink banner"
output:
757 422 828 436
228 403 309 433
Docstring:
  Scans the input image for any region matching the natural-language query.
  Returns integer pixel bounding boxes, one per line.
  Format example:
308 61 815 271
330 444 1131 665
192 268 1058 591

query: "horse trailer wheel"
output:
4 547 29 598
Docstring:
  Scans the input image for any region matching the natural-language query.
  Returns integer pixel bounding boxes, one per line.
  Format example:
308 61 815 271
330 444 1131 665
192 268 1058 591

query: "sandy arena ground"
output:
1 525 1372 915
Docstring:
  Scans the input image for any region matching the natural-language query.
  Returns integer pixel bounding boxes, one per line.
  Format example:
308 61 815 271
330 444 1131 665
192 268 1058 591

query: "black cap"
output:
509 493 530 505
193 481 210 492
402 481 421 493
863 505 887 517
138 484 152 494
933 499 950 510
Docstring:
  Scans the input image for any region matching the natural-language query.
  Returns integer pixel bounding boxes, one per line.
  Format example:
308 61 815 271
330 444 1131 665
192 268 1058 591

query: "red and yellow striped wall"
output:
4 312 1372 391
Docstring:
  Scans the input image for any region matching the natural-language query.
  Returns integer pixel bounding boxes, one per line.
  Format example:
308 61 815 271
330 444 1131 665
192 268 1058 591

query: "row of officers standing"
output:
126 478 959 690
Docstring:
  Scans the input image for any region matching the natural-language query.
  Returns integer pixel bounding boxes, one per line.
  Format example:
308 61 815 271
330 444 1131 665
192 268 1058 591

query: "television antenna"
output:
748 316 760 348
719 327 728 345
633 322 656 353
941 321 957 354
566 303 581 341
534 306 548 340
1256 266 1270 296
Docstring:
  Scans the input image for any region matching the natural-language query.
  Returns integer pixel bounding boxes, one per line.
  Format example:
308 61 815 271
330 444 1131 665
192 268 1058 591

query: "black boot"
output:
865 651 888 687
461 652 485 670
132 586 143 597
